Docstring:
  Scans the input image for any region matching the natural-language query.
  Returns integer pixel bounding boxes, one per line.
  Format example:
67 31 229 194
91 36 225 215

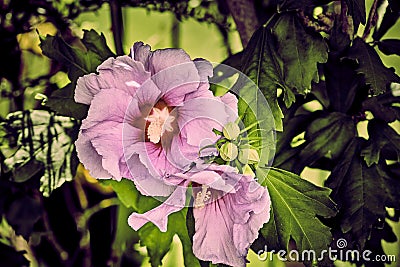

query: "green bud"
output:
222 122 240 140
238 148 260 164
220 142 238 162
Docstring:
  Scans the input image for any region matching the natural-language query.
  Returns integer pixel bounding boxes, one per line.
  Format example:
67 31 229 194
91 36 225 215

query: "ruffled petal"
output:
128 183 188 232
75 56 150 105
75 74 101 105
82 121 124 180
80 89 132 130
131 42 152 70
125 154 176 197
194 58 213 82
75 132 111 179
96 56 150 93
192 174 270 266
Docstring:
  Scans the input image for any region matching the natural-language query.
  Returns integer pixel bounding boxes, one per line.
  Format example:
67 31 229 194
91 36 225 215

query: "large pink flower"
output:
75 42 237 195
128 164 271 267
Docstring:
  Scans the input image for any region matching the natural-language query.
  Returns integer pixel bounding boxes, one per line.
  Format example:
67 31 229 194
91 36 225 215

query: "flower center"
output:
145 105 175 144
194 185 211 209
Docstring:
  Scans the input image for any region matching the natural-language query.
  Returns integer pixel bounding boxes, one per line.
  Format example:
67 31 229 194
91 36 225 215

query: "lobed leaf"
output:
326 138 400 249
257 167 337 256
347 38 400 95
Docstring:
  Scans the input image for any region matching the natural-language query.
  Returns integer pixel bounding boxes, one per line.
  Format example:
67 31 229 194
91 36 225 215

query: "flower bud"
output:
220 142 238 162
238 148 260 164
222 122 240 140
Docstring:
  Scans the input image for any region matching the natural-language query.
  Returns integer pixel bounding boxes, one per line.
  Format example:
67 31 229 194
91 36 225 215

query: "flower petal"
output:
75 56 150 105
128 183 188 232
192 174 270 266
178 97 229 147
80 89 132 130
75 132 111 179
125 154 176 197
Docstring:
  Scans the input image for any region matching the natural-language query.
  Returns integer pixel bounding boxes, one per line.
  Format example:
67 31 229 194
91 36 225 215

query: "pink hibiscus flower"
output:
128 164 271 267
74 42 237 196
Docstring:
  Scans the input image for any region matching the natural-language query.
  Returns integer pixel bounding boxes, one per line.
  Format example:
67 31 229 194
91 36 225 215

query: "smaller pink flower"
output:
128 164 271 267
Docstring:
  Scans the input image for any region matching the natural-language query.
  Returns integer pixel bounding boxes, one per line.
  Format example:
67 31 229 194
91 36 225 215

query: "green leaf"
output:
240 13 328 131
40 30 115 119
101 179 200 267
377 39 400 56
46 82 89 120
138 208 200 267
347 38 400 95
326 138 400 249
40 34 99 81
240 19 285 131
298 112 355 169
361 119 400 166
272 14 328 94
257 167 337 255
81 29 115 59
101 179 160 212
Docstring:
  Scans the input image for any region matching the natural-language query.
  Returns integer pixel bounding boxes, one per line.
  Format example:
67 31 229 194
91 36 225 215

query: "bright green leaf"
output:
257 167 337 255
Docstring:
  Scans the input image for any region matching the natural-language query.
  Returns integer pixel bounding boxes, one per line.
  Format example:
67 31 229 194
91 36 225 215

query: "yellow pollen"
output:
146 107 175 144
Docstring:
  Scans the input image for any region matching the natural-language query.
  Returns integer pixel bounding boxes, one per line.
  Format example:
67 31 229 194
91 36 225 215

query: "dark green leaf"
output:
5 195 42 239
362 95 398 123
272 14 328 94
323 58 363 113
240 14 327 131
326 138 400 249
41 30 115 119
345 0 366 31
240 21 285 131
361 119 400 166
46 82 89 120
347 38 400 95
297 112 355 169
377 39 400 56
81 29 115 60
257 167 337 255
40 34 101 82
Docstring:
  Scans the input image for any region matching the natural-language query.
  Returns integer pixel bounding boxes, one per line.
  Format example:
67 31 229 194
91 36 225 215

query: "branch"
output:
226 0 258 47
